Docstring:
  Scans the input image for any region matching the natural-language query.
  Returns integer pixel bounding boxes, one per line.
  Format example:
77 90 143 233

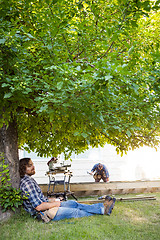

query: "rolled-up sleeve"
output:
91 164 97 172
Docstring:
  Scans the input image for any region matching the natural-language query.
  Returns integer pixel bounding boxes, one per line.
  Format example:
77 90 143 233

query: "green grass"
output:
0 193 160 240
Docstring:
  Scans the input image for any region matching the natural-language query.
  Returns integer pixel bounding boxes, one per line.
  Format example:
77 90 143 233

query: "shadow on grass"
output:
0 193 160 240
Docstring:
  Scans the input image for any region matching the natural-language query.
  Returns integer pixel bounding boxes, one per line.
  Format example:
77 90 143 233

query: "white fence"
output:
19 144 160 184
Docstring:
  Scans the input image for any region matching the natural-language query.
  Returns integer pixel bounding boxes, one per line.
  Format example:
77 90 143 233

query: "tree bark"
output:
0 119 20 188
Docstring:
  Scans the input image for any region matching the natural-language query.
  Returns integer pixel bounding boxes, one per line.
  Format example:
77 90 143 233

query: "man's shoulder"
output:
95 163 101 168
94 163 99 167
20 175 30 182
20 175 34 187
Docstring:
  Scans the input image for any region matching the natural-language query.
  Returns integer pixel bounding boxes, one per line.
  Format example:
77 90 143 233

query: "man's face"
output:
25 159 35 176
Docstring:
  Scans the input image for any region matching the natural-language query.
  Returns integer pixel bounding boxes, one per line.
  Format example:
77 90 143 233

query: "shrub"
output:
0 154 27 212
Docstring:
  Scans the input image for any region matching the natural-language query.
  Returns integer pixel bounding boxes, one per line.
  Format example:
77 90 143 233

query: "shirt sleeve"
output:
103 165 109 178
91 164 97 172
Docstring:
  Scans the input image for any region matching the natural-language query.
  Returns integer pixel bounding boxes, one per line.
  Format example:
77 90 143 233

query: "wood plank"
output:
39 180 160 196
118 196 156 201
78 196 156 204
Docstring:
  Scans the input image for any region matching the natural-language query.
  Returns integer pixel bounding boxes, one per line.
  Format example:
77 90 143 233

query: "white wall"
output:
19 144 160 184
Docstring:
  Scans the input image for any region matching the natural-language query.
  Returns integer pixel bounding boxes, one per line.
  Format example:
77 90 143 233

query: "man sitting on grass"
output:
19 158 116 223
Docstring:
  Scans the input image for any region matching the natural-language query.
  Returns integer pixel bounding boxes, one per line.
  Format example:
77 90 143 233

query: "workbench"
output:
46 165 77 200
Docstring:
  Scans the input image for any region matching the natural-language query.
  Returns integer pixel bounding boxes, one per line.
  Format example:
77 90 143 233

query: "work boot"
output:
98 195 112 200
105 195 113 201
103 197 116 215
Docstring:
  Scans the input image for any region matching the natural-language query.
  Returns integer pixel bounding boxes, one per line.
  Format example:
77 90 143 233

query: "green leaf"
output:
39 105 48 112
2 83 10 88
73 131 80 136
76 66 81 71
105 74 112 81
11 207 16 212
81 133 88 138
126 130 132 137
0 38 6 44
57 82 63 90
4 93 12 99
128 46 134 54
100 115 104 122
26 33 35 39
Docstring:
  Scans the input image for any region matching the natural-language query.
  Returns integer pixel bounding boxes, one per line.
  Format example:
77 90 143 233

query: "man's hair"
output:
19 158 31 178
98 163 103 168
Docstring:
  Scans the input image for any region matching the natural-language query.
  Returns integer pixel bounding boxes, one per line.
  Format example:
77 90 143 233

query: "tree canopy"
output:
0 0 160 159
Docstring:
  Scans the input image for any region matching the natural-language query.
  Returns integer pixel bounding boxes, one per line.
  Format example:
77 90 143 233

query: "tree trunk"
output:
0 119 20 188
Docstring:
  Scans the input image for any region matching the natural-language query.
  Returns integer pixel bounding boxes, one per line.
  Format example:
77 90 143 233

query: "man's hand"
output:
87 171 93 175
48 197 61 202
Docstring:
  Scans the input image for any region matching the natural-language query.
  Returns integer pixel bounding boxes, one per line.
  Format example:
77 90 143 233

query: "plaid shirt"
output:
20 175 48 216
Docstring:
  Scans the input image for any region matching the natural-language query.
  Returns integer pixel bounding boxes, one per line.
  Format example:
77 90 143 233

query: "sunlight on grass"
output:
123 208 148 224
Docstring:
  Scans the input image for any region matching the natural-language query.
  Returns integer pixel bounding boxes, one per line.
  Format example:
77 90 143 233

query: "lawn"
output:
0 193 160 240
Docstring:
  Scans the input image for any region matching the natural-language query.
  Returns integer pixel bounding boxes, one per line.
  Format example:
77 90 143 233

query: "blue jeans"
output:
53 200 104 221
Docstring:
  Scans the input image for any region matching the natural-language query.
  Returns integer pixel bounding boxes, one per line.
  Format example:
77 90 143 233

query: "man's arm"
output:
91 164 97 173
21 177 60 212
35 200 61 211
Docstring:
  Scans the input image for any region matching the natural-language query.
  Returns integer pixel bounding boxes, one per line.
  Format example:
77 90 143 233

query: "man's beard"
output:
27 170 35 176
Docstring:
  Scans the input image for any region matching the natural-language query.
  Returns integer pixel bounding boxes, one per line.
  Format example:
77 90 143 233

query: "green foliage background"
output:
0 0 160 158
